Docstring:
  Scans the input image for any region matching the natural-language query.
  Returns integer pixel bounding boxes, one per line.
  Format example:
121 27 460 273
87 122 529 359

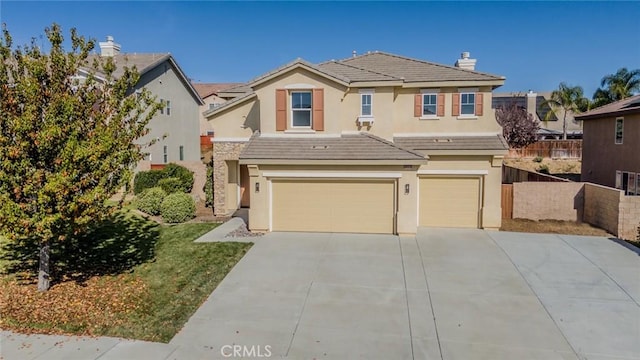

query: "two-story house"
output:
193 82 243 135
576 95 640 194
87 36 203 168
204 51 508 235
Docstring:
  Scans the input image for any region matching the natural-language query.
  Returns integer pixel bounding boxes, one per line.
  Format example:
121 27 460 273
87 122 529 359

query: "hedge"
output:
133 163 194 195
158 177 184 194
135 187 167 216
204 162 213 208
160 193 196 223
133 170 164 195
163 163 194 193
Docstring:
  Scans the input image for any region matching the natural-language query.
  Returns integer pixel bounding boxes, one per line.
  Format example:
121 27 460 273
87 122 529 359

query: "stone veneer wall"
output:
512 182 584 221
619 195 640 241
583 183 623 237
212 141 246 216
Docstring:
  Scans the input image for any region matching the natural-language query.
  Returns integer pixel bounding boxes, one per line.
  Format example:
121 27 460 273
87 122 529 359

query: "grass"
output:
501 218 611 237
0 213 251 342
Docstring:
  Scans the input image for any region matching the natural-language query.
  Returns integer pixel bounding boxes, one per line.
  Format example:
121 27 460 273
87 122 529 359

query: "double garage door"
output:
272 179 395 234
419 177 481 228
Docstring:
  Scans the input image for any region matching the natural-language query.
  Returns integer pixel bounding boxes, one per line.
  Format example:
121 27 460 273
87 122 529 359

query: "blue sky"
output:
1 1 639 97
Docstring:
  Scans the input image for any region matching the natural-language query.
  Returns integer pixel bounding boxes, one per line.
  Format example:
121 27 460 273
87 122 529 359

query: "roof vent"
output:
455 51 476 71
311 145 329 149
433 139 452 143
352 50 357 58
99 35 121 57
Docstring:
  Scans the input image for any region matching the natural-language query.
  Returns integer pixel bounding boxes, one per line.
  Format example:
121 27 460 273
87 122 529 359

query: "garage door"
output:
272 179 395 234
419 177 481 228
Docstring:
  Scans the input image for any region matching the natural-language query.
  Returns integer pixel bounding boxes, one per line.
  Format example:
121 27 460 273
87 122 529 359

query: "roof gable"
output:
575 94 640 120
248 59 350 89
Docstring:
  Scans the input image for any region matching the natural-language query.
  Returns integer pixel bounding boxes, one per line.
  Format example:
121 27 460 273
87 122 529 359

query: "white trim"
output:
457 87 479 92
284 129 316 134
268 180 273 231
360 91 373 117
456 116 478 120
212 137 250 142
417 170 488 175
262 171 403 179
420 88 440 94
421 92 438 117
420 115 440 120
290 90 313 129
285 83 316 89
394 132 500 137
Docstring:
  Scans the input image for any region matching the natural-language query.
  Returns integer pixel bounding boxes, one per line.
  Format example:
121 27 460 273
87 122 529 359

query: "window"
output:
615 117 623 144
361 93 372 116
616 171 622 189
163 145 168 163
291 91 312 127
209 103 221 110
179 145 184 161
422 94 437 116
460 93 475 115
159 99 164 115
166 100 171 116
629 173 637 195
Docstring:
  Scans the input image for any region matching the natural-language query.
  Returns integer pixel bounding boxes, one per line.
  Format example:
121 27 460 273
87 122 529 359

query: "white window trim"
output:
290 91 313 129
459 92 476 116
615 117 624 144
359 89 374 118
421 91 439 119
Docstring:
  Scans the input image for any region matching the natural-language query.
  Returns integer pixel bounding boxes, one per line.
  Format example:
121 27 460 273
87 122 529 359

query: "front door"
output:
240 165 250 208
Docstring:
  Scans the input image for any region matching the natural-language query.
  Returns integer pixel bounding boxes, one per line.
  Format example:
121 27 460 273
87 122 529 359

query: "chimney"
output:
352 50 357 58
526 90 538 120
99 36 121 57
455 51 476 71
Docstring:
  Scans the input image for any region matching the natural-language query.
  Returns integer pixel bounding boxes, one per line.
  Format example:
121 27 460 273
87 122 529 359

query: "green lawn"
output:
0 214 252 342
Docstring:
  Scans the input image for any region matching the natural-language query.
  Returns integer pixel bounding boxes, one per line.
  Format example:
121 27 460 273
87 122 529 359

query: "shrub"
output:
537 164 550 174
533 156 543 163
158 177 184 194
133 170 164 195
204 162 213 208
161 193 195 223
162 163 194 193
135 187 167 215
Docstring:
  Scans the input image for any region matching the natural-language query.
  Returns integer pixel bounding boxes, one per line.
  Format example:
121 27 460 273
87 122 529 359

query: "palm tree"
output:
539 82 589 140
592 67 640 107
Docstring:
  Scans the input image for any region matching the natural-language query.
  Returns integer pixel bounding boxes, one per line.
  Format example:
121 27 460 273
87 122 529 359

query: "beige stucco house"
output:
204 51 508 235
192 83 243 135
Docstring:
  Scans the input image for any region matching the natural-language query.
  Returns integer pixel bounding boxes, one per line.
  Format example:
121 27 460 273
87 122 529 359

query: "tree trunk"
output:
38 240 51 292
562 113 567 140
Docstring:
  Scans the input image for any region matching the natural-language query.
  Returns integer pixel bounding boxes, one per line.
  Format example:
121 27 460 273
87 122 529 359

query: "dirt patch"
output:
504 158 581 176
501 219 611 237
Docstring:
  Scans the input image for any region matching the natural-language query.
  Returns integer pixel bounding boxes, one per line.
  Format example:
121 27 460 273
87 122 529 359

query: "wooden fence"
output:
501 184 513 219
502 165 572 184
507 140 582 159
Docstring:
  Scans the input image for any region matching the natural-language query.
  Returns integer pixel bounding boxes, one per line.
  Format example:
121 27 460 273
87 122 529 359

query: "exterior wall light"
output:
255 182 260 193
404 184 410 195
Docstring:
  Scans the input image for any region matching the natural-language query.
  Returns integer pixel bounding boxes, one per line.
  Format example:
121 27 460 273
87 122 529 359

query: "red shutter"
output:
312 89 324 131
414 94 422 117
276 89 286 131
475 93 484 116
452 93 460 116
437 93 445 117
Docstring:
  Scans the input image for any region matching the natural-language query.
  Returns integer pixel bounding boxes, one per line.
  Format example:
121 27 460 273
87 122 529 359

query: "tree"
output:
592 67 640 107
0 24 161 291
539 82 589 140
495 99 540 149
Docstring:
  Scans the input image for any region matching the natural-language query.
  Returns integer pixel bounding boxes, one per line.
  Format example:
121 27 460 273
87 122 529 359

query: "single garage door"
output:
272 179 395 234
419 177 481 228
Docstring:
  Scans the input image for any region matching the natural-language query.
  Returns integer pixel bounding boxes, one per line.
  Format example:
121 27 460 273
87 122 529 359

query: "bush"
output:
135 187 167 215
133 170 164 195
161 193 195 223
204 162 213 208
537 164 550 174
533 156 543 163
163 163 194 193
158 177 184 194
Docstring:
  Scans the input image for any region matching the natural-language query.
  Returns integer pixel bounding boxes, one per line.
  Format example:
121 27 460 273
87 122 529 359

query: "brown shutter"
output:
452 93 460 116
276 89 287 131
475 93 484 116
437 93 445 117
414 94 422 117
312 88 324 131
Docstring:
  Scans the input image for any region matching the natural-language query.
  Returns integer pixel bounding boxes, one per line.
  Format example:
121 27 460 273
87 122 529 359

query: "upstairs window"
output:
460 93 475 115
361 93 372 116
291 91 312 128
615 117 624 144
423 94 437 116
166 100 171 116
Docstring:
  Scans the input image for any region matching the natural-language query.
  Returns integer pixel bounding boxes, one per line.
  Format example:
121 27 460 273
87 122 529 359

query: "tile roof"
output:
336 52 504 83
216 83 253 95
575 94 640 120
317 61 400 82
248 58 350 86
202 91 256 117
192 83 243 98
240 133 426 161
86 53 170 78
393 135 508 152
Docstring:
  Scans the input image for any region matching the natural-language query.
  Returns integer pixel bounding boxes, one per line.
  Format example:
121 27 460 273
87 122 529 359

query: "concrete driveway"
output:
168 229 640 359
2 229 639 359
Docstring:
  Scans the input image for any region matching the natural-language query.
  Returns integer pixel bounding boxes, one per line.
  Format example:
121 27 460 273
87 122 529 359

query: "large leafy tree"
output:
495 99 540 149
592 67 640 108
539 82 589 140
0 24 160 291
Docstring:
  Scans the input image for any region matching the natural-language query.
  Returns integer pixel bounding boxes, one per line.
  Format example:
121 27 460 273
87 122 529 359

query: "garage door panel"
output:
272 180 394 234
419 177 480 228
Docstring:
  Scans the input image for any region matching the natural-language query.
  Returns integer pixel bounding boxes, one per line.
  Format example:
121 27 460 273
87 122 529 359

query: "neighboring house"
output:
492 91 582 139
85 36 203 167
576 95 640 194
204 51 508 234
192 83 243 135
